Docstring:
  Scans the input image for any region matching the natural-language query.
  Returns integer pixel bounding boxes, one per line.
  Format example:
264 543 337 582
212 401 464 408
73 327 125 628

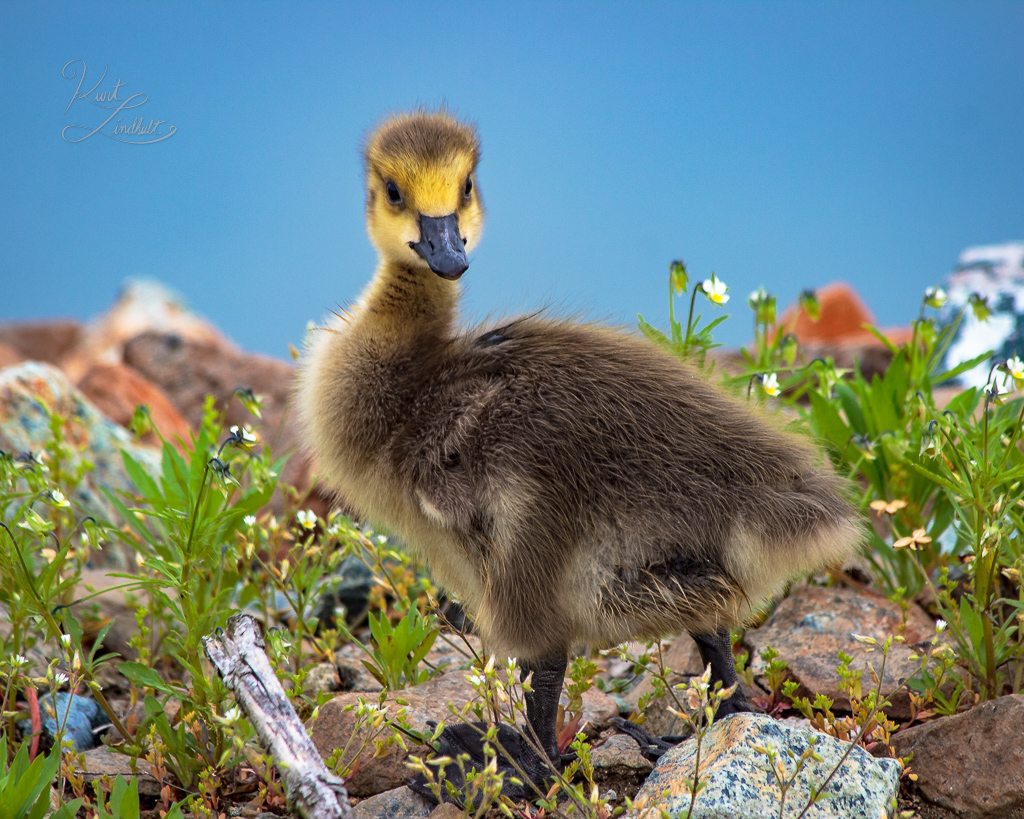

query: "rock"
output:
59 280 232 383
630 713 900 819
891 694 1024 818
353 786 434 819
937 241 1024 389
590 732 653 802
309 669 476 797
0 362 161 567
0 342 21 368
620 636 704 736
427 804 462 819
121 330 318 503
79 746 162 797
775 282 913 380
75 362 192 448
304 662 343 697
0 319 84 365
74 568 144 660
576 687 620 738
308 664 618 797
18 693 107 751
745 585 935 720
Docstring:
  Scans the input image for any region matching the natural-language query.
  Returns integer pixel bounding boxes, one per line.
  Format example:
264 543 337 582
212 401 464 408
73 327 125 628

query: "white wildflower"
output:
49 489 70 507
924 287 948 309
701 274 730 305
1006 356 1024 383
297 509 317 530
230 425 257 444
761 373 781 397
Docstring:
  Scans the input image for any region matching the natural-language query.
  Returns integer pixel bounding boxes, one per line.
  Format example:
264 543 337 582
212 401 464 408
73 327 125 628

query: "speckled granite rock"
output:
630 713 900 819
0 361 160 567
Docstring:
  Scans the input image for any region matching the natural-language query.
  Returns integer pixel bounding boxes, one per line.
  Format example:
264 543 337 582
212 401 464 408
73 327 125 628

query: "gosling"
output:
297 109 860 800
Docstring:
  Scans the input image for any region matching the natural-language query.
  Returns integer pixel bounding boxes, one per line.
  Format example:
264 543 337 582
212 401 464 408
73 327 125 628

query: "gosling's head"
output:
363 109 484 280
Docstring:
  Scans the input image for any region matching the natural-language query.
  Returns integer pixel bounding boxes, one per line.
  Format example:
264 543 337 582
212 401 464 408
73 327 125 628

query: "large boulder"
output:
630 713 900 819
775 282 912 380
76 361 192 448
59 280 232 383
745 585 936 721
891 694 1024 818
0 319 84 366
0 361 160 568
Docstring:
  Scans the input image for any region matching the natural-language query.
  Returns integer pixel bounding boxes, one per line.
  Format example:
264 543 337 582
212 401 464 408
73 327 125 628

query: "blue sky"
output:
2 2 1022 359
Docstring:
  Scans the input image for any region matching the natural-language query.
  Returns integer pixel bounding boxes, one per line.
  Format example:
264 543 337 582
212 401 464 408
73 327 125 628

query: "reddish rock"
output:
0 342 21 368
774 282 913 380
309 667 618 797
0 319 83 364
60 280 232 383
309 670 475 797
621 636 704 736
776 282 912 347
892 694 1024 818
745 585 936 720
121 331 311 489
76 362 192 449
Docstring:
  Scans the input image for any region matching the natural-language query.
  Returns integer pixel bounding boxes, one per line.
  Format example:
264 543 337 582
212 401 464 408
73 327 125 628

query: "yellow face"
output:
364 111 485 276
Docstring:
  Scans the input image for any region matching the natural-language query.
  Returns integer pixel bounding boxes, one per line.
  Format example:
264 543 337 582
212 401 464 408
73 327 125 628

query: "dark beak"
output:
410 214 469 280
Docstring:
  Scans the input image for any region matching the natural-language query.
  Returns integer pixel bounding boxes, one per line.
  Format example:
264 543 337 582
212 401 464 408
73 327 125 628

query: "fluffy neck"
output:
353 259 460 341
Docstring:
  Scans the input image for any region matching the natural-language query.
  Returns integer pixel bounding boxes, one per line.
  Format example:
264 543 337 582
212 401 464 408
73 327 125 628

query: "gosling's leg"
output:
410 652 568 805
613 628 754 761
520 652 568 765
690 627 753 717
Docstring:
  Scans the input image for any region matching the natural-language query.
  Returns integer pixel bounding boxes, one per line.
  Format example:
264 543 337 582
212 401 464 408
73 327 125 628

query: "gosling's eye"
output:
386 181 402 205
464 177 473 198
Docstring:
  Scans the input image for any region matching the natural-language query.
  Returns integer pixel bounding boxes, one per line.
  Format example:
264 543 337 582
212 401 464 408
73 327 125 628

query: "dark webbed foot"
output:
409 721 557 805
609 717 683 761
614 627 757 760
410 652 570 806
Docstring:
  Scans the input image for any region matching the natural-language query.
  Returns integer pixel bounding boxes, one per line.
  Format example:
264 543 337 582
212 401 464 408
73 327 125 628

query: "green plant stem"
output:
0 523 133 743
793 646 891 819
683 287 699 351
996 398 1024 474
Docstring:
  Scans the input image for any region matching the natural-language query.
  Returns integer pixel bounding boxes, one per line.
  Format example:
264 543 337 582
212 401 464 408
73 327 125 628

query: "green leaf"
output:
959 596 985 655
934 349 993 385
637 316 670 348
118 662 176 694
835 383 867 437
808 390 852 455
